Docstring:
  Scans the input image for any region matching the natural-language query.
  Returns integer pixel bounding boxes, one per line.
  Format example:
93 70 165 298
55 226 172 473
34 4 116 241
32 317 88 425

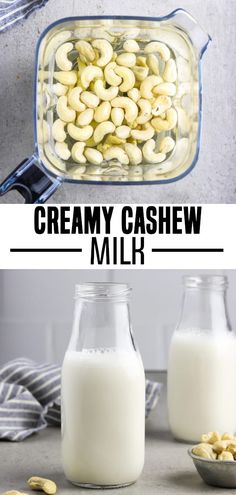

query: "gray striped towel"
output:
0 0 49 33
0 358 162 441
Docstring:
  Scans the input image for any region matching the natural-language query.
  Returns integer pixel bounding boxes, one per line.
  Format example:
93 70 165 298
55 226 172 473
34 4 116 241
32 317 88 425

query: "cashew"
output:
84 148 103 164
80 66 103 89
103 146 129 165
115 125 131 139
44 31 72 67
201 432 221 444
144 41 170 61
80 91 100 108
94 121 115 143
68 87 86 112
213 441 232 454
53 71 77 86
111 108 125 126
114 66 135 92
67 123 93 141
227 443 236 456
37 120 50 144
163 58 177 83
132 66 149 82
143 139 166 163
105 135 125 146
128 88 140 102
153 82 176 97
159 136 175 154
55 142 71 160
55 42 73 71
75 40 95 62
111 97 138 123
192 445 216 460
92 39 113 67
218 451 234 461
28 477 57 495
71 142 87 163
94 79 119 101
104 62 122 86
137 99 152 124
76 108 94 126
2 491 28 495
151 96 172 117
222 433 235 441
51 83 68 96
94 101 111 123
140 75 163 99
131 123 154 141
116 53 136 68
56 95 76 122
52 119 66 142
147 54 159 75
124 143 142 165
151 108 177 132
123 40 140 53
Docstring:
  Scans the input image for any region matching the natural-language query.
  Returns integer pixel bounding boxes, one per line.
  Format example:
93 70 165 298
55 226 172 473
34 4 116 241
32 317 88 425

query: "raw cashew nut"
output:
218 452 234 461
111 97 138 123
68 123 93 141
114 66 135 92
28 477 57 495
2 491 28 495
94 79 119 101
81 66 103 89
71 142 86 163
166 108 178 130
68 87 86 112
143 139 166 163
92 39 113 66
52 119 66 142
85 147 103 164
131 123 154 141
94 101 111 123
159 136 175 154
76 108 94 126
163 58 177 83
111 108 125 126
140 75 163 99
137 99 152 124
80 91 100 108
192 445 216 460
94 121 115 143
104 62 122 86
147 54 159 75
116 53 136 68
104 146 129 165
123 40 140 53
153 82 176 97
55 42 73 71
53 71 77 85
132 66 149 82
151 108 177 132
75 40 95 62
144 41 170 61
44 31 72 67
151 96 172 117
128 88 140 102
124 143 142 165
55 142 71 160
201 432 221 444
115 125 131 139
56 95 76 122
51 83 68 96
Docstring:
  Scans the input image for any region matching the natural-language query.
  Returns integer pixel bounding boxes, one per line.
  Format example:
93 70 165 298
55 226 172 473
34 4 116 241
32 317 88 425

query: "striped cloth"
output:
0 358 162 441
0 0 49 33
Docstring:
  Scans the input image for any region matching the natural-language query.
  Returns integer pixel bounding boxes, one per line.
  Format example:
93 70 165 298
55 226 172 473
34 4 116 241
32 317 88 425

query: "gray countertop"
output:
0 372 231 494
0 0 236 204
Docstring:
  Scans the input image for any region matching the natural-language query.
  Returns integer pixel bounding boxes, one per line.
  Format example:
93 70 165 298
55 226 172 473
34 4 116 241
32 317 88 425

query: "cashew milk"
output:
61 349 145 486
168 331 236 442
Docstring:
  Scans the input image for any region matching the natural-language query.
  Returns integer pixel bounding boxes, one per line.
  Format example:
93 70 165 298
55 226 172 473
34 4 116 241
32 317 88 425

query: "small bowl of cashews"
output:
0 11 211 202
189 431 236 488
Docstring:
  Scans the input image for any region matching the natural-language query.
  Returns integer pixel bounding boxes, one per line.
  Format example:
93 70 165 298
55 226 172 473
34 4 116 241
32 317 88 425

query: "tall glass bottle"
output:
167 275 236 442
61 283 145 488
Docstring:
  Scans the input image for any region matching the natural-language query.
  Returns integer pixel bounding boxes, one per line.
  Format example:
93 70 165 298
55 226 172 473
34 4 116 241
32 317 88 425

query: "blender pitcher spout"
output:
171 8 211 58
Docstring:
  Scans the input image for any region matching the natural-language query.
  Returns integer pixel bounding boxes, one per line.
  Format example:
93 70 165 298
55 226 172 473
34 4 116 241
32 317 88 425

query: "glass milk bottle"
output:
167 275 236 442
61 283 145 488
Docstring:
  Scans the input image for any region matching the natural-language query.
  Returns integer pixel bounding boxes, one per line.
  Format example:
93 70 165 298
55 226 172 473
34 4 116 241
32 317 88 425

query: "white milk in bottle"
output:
61 283 145 488
167 276 236 442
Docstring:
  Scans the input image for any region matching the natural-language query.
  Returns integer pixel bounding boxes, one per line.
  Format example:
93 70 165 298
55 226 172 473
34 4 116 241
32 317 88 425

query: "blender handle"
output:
0 155 61 203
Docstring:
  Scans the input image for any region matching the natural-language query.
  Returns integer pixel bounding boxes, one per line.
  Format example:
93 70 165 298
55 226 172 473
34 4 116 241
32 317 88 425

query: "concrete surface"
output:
0 372 231 494
0 0 236 204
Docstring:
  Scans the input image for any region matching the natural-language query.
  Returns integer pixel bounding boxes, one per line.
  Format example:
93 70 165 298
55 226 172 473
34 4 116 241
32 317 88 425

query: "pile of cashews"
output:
43 34 181 178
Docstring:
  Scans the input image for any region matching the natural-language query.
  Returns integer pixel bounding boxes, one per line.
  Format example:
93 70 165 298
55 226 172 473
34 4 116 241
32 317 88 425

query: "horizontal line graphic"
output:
152 248 224 253
10 248 82 253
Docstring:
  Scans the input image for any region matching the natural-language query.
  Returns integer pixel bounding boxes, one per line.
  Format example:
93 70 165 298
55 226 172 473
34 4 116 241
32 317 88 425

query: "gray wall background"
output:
0 0 236 203
0 270 235 370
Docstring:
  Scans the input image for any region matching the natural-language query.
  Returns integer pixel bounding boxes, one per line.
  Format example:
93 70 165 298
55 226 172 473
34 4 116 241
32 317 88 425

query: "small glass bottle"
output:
61 283 145 488
167 275 236 442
